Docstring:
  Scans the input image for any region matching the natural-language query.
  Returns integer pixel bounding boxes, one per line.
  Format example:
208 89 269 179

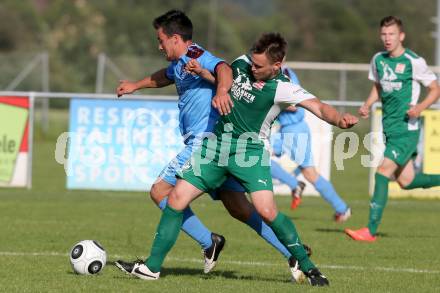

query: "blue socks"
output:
245 210 291 259
272 160 347 214
158 198 212 250
271 160 298 190
314 176 348 214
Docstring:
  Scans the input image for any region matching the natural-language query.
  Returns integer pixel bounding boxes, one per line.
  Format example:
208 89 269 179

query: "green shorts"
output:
178 137 273 193
383 131 420 166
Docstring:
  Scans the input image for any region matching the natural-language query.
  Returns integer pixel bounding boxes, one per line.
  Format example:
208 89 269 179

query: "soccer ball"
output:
70 240 107 275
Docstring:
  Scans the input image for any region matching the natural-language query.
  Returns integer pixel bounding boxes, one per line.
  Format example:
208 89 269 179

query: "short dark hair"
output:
380 16 404 32
153 10 193 41
250 33 287 63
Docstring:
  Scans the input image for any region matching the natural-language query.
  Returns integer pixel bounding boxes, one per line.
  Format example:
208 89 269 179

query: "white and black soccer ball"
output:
70 240 107 275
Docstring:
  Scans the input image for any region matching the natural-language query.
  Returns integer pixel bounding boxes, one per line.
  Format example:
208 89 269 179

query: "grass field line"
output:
1 251 439 274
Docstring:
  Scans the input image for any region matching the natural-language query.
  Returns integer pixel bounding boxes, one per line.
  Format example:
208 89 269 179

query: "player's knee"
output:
167 188 190 210
167 190 181 209
376 165 385 174
302 167 318 183
377 159 398 178
376 166 391 178
254 206 277 222
149 183 165 204
150 180 175 205
397 177 412 189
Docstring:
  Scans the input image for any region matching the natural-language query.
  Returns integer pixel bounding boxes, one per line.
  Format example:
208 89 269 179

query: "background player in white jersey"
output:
345 16 440 242
270 67 351 222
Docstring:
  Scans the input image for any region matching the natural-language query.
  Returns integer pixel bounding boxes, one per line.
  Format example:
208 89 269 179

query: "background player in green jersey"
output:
345 16 440 242
117 33 358 286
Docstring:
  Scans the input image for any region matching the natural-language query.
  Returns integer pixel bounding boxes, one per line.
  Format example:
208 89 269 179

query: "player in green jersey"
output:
345 16 440 242
117 33 358 286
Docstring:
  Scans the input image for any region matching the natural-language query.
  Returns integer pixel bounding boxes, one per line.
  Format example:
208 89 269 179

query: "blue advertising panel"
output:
67 98 182 191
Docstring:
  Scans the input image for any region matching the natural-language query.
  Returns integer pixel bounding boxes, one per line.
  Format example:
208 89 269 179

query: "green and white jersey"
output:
369 49 436 135
215 55 315 149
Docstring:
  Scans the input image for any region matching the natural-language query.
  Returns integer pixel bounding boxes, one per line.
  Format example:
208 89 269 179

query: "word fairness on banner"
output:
64 99 183 191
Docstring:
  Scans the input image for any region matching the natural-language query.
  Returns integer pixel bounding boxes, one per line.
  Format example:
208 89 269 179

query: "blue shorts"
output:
272 121 314 168
157 144 245 198
158 144 195 186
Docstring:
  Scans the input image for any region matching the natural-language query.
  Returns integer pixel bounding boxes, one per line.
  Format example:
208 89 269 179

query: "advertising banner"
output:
67 98 182 191
0 96 30 188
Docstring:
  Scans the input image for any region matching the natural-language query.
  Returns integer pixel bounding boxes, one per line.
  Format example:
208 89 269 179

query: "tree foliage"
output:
0 0 436 92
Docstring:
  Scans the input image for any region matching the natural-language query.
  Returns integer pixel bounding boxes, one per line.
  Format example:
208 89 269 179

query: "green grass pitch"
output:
0 111 439 292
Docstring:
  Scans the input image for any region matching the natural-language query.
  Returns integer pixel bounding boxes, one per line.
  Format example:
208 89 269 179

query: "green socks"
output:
146 205 183 273
367 172 440 235
368 173 389 235
403 173 440 190
269 212 315 272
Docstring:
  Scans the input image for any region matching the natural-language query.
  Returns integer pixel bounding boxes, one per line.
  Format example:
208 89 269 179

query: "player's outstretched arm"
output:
116 68 173 97
213 63 234 115
298 98 359 129
407 80 440 118
358 83 380 119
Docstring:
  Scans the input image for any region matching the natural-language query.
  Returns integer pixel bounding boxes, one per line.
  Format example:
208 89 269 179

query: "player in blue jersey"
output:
270 67 351 222
116 10 230 274
115 10 309 281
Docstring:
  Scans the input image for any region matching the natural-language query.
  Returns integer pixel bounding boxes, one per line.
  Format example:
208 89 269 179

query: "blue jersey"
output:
165 44 224 145
277 67 305 126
